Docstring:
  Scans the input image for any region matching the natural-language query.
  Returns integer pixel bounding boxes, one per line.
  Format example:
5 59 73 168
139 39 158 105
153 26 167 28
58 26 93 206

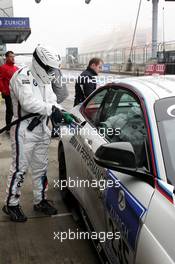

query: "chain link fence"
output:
62 41 175 74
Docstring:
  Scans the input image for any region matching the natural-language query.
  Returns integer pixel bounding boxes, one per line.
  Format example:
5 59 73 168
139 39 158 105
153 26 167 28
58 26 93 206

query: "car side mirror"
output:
94 142 137 171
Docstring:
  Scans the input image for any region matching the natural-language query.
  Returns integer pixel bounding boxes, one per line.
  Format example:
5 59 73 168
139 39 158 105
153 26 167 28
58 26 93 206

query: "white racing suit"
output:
6 66 60 206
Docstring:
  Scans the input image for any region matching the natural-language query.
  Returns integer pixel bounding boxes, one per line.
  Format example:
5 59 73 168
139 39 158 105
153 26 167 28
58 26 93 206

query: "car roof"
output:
112 75 175 102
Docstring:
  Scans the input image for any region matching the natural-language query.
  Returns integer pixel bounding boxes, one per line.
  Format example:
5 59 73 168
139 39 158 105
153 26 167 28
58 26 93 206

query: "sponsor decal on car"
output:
105 170 147 251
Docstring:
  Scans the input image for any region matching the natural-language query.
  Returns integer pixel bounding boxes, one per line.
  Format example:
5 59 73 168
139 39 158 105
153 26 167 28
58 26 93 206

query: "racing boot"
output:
33 199 57 215
2 204 27 222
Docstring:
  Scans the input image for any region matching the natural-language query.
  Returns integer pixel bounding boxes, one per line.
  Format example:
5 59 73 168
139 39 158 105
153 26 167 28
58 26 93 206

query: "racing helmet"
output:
32 44 61 84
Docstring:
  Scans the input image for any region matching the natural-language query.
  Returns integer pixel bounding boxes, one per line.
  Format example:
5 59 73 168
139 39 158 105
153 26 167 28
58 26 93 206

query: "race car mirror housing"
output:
94 142 137 171
94 142 155 186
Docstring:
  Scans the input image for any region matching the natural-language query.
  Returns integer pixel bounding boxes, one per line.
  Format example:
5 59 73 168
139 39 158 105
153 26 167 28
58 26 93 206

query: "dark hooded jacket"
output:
74 67 97 106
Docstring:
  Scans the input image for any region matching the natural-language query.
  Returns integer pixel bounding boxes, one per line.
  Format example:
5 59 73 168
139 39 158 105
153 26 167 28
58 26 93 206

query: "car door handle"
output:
84 138 93 150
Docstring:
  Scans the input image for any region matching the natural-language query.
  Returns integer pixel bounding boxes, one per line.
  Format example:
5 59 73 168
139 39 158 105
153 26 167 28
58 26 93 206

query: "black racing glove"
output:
51 106 76 125
51 106 63 126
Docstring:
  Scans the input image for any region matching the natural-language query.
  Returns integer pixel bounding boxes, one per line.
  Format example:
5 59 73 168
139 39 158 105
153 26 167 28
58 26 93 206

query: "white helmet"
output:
32 44 61 84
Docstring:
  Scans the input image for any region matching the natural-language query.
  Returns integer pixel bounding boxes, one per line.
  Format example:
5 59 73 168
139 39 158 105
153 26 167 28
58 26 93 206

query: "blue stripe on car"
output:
105 170 147 251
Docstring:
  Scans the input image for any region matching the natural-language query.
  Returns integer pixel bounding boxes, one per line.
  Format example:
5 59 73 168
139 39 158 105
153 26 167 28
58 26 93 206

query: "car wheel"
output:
58 144 78 212
58 144 71 202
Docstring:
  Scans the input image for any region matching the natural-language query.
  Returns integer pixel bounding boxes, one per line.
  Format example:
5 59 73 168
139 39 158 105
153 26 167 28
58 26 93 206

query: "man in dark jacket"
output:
74 57 103 106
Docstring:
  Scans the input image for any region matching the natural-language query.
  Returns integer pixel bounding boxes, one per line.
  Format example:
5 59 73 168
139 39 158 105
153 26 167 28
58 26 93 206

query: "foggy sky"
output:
6 0 175 56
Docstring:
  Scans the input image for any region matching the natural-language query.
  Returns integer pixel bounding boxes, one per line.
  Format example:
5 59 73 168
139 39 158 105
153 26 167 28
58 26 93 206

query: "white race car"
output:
58 75 175 264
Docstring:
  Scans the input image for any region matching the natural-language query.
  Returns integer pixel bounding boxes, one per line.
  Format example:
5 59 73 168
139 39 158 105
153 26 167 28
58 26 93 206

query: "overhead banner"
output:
0 17 30 28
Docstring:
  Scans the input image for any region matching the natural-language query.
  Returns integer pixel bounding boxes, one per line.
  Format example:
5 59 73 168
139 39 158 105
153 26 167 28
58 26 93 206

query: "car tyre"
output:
58 144 79 218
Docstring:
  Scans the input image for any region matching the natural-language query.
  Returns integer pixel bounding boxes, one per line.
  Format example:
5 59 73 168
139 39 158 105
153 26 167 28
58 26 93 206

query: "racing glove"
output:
51 106 63 126
51 106 75 125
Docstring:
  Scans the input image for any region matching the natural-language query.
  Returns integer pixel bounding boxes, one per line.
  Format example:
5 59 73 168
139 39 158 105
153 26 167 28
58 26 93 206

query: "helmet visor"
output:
46 66 56 76
46 66 57 81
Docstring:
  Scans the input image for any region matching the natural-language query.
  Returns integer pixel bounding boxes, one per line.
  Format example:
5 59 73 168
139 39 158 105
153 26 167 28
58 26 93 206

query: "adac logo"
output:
33 79 38 86
118 189 126 211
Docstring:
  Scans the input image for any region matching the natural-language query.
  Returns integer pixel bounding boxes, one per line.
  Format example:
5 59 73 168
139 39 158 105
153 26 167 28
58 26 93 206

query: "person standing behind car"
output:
52 66 69 104
0 51 18 133
51 64 69 137
74 58 103 106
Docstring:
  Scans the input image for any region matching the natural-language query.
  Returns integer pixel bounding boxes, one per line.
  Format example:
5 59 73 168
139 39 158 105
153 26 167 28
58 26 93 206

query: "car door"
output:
69 88 108 210
80 87 129 236
94 87 155 264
